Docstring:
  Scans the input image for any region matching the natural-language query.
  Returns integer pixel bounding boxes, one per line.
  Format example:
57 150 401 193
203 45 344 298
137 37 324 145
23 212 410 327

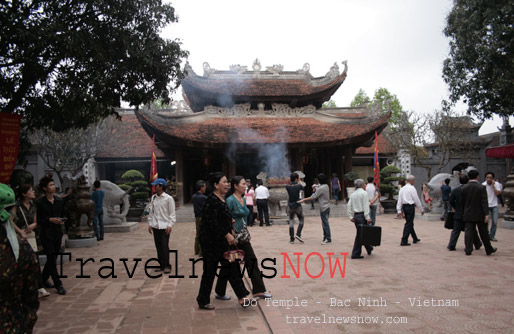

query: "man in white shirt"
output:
347 179 373 259
366 177 380 226
482 172 502 241
255 180 271 226
397 175 424 246
148 178 176 273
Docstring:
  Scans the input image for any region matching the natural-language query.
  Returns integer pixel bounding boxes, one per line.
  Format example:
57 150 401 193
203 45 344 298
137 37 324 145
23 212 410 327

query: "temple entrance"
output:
235 152 266 183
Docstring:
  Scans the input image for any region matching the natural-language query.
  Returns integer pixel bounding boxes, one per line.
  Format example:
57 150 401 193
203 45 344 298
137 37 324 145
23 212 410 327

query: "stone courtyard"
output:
34 208 514 334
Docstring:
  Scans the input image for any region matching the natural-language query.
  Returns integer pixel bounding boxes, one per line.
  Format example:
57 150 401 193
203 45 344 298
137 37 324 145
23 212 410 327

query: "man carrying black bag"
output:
347 179 374 259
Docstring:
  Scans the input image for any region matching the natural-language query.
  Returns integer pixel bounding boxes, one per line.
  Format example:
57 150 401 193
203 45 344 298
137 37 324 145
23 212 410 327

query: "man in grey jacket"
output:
298 173 332 245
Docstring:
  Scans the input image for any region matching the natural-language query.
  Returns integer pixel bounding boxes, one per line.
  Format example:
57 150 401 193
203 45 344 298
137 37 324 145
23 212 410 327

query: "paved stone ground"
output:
34 207 514 334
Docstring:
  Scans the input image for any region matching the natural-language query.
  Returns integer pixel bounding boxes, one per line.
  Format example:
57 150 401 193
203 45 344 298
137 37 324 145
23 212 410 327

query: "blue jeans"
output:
332 189 339 202
488 206 498 239
441 200 450 219
93 208 104 239
369 205 377 226
320 208 331 242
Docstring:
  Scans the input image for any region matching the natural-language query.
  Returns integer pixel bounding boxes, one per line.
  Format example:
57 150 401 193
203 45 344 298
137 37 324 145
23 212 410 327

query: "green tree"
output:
0 0 188 131
322 100 337 108
371 88 403 128
442 0 514 119
350 88 403 128
350 89 370 107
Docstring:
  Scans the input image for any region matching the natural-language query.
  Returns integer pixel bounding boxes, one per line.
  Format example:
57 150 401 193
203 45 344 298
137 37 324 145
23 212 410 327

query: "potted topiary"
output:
379 165 402 213
344 171 361 200
120 170 151 213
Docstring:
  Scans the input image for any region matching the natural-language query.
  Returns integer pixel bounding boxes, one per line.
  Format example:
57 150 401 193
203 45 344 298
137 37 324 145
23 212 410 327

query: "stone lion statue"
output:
99 180 129 225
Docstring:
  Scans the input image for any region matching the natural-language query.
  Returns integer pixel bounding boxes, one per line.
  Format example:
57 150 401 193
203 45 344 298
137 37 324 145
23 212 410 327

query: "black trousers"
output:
256 199 270 226
464 221 494 254
215 242 266 295
448 219 481 249
152 228 170 269
401 204 418 244
246 205 255 226
41 234 63 287
351 213 373 257
196 252 249 306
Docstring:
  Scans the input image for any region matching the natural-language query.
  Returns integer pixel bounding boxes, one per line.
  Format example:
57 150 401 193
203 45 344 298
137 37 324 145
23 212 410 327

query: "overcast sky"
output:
164 0 508 135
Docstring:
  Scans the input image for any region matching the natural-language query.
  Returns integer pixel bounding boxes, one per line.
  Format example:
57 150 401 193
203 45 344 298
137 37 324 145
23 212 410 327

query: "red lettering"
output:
304 252 325 279
280 252 303 278
327 252 348 278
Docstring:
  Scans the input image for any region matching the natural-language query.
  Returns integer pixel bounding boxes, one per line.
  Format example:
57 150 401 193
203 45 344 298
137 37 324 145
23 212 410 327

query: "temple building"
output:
135 60 391 205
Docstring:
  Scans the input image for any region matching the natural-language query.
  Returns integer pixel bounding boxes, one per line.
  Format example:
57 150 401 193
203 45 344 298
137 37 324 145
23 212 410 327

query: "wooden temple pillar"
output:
175 149 184 207
343 145 353 174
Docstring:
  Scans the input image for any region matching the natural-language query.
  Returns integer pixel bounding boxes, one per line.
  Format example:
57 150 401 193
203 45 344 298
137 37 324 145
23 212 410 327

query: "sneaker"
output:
490 237 498 242
38 288 50 298
321 240 331 245
289 240 294 244
295 235 304 243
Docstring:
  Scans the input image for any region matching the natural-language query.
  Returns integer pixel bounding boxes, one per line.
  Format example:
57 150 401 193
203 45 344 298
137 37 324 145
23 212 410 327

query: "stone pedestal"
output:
65 237 98 248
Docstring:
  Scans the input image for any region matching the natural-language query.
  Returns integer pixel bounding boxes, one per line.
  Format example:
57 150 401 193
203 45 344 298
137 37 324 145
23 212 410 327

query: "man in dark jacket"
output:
461 170 497 256
286 172 305 244
447 175 482 251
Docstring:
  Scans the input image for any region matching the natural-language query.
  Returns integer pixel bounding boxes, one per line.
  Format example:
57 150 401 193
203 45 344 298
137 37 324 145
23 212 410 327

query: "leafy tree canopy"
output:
350 88 403 128
443 0 514 119
1 0 188 131
322 100 337 108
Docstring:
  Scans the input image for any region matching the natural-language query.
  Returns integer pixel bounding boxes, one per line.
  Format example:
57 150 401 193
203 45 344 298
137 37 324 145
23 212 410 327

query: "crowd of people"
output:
0 175 111 333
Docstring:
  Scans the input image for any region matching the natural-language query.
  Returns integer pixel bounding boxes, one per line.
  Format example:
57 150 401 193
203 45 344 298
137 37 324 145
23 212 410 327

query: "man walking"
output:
440 178 452 221
347 179 373 259
447 175 482 251
286 172 305 244
397 175 424 246
366 176 380 225
37 176 67 295
462 170 497 256
147 178 176 273
192 180 207 257
255 180 271 226
298 173 332 245
482 172 502 241
91 180 105 241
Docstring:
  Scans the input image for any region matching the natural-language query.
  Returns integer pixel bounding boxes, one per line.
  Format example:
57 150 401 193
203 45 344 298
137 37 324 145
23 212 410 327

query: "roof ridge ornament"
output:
252 58 261 77
203 62 216 77
266 64 284 76
326 62 340 79
297 63 310 75
342 60 348 74
229 64 247 75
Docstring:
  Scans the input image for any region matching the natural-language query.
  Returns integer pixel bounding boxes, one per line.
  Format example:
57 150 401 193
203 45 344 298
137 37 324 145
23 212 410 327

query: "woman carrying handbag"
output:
12 184 50 298
196 172 252 310
215 176 272 301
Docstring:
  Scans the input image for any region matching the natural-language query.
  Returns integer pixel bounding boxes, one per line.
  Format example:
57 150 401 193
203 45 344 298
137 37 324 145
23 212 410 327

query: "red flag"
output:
373 131 380 190
150 135 158 194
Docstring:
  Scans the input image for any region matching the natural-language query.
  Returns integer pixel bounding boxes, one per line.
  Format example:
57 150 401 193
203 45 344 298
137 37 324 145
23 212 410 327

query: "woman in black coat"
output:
196 172 250 310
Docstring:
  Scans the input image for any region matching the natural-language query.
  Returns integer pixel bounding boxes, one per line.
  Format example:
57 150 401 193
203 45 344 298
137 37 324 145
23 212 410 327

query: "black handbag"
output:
444 211 455 230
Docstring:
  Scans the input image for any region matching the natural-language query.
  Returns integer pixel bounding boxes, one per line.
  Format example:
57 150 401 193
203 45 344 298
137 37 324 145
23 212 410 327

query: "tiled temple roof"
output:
181 60 348 112
96 112 165 159
136 105 391 148
355 133 396 155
